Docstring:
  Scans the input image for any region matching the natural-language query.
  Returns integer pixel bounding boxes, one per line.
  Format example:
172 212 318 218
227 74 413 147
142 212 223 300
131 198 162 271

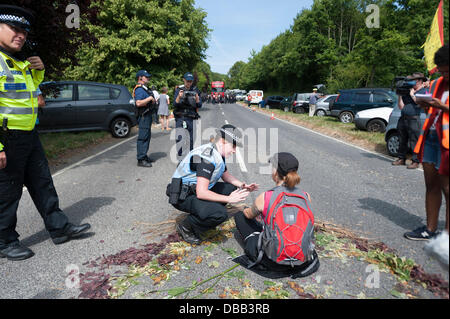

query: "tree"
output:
65 0 210 92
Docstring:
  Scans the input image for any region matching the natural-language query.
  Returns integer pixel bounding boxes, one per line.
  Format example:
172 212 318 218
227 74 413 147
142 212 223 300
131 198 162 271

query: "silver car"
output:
315 94 338 117
384 104 426 157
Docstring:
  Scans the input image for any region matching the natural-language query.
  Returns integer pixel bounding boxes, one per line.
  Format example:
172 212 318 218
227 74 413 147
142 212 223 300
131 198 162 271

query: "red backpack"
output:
250 185 315 268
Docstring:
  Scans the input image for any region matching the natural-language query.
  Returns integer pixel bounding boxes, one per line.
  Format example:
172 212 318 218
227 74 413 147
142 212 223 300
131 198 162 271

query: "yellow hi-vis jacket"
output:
0 49 44 151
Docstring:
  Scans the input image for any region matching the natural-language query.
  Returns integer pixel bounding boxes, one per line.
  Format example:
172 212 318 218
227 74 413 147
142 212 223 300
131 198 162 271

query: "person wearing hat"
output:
173 72 202 159
233 152 319 277
168 124 259 244
392 72 428 169
0 5 91 261
308 88 319 117
133 70 156 167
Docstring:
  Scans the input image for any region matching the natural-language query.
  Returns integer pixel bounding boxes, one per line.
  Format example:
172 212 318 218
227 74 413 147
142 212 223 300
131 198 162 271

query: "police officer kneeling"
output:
167 124 259 244
0 5 90 261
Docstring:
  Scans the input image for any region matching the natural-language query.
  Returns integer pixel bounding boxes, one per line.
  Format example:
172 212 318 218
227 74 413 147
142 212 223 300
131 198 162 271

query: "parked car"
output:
280 96 293 112
38 81 137 138
330 88 396 123
265 96 285 109
315 94 338 117
384 104 426 157
354 107 393 133
289 93 315 114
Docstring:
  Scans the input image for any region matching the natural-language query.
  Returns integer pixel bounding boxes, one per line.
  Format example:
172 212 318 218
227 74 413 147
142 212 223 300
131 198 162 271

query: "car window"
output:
43 84 73 102
372 92 389 103
353 92 370 103
325 96 335 103
338 92 352 103
78 85 110 100
111 88 121 99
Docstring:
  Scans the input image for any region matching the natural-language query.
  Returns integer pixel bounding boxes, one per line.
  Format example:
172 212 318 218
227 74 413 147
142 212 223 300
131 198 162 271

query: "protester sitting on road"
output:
404 44 449 241
157 87 171 131
167 124 259 245
233 152 319 278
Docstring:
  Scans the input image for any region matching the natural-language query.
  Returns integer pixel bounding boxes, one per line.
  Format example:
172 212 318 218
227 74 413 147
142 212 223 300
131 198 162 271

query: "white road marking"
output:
224 119 248 173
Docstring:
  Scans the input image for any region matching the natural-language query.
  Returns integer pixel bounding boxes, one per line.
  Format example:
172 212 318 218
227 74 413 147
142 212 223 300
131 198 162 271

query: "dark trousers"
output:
174 182 237 235
397 116 421 162
175 116 194 158
136 113 152 161
0 129 69 244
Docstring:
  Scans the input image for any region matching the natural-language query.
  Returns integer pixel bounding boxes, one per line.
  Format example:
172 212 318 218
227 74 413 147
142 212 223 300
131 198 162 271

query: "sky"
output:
194 0 315 75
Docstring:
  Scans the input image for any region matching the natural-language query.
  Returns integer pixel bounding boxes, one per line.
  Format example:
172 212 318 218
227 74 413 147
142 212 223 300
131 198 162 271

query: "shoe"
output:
407 162 420 169
0 241 34 261
404 226 437 241
166 127 172 131
392 159 406 166
51 223 91 245
176 223 201 245
137 159 152 167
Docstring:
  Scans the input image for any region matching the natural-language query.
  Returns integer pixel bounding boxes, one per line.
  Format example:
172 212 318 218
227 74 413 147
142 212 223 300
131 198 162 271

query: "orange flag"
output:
422 0 444 74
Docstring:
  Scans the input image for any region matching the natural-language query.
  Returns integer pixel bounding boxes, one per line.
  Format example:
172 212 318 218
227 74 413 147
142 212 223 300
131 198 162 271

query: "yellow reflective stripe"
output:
0 106 33 115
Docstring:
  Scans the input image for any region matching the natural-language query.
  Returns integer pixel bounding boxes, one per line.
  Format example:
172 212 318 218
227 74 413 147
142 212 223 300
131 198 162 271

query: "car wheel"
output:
294 107 305 114
315 109 326 117
110 117 131 138
386 132 400 157
367 119 386 133
339 111 354 123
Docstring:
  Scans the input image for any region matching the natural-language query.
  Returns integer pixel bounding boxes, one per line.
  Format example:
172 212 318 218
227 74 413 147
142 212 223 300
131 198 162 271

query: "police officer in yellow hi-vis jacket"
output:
0 5 91 261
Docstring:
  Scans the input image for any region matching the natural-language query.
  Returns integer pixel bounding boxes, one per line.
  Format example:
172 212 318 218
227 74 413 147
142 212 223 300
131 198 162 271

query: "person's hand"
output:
242 183 259 192
27 56 44 70
228 189 249 204
178 90 184 100
417 98 447 112
0 151 6 169
195 93 200 103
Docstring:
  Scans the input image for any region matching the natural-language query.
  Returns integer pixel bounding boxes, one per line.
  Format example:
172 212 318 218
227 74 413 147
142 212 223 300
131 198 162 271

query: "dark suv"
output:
330 88 396 123
287 93 314 113
38 81 137 138
265 96 285 109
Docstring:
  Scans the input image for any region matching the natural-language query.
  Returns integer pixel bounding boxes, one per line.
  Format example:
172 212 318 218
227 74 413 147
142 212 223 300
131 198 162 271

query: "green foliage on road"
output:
64 0 210 92
229 0 449 94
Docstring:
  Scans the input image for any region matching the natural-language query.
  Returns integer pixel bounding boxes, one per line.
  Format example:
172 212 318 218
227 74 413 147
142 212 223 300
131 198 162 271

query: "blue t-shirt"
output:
401 88 427 117
135 86 151 101
35 88 42 125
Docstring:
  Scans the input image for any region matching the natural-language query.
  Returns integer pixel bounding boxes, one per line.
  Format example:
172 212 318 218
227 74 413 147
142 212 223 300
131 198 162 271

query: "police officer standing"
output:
0 5 90 261
173 72 202 159
167 124 259 244
133 70 155 167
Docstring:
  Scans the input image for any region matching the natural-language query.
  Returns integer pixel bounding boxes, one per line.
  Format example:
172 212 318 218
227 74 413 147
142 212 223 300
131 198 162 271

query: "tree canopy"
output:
229 0 449 94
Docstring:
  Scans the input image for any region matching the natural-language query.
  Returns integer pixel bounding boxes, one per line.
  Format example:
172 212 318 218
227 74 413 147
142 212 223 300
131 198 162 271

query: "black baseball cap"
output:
0 5 34 33
269 152 299 177
216 124 243 147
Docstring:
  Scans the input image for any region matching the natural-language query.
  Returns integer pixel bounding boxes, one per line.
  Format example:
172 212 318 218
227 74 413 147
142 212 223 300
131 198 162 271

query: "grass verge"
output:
39 131 112 163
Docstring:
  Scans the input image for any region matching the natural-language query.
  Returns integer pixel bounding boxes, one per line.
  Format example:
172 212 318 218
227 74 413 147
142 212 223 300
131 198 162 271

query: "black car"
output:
291 93 315 113
330 88 396 123
38 81 137 138
265 96 285 109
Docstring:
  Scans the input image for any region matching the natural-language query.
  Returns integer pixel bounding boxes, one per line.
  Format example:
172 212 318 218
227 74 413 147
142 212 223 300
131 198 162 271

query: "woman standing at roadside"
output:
158 87 171 131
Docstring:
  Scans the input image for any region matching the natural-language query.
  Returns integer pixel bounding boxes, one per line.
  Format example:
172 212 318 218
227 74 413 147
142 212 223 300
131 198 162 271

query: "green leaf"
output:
168 287 188 297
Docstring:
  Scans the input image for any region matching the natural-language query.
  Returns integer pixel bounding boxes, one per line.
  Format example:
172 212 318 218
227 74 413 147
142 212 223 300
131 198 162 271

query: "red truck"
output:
211 81 225 100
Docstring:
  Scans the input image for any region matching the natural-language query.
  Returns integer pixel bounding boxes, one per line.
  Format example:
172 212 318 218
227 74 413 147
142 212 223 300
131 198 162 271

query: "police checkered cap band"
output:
0 14 31 26
220 128 242 144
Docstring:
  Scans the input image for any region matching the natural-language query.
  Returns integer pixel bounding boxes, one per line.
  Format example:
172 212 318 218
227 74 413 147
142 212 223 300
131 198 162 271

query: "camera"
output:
182 90 198 109
394 76 417 96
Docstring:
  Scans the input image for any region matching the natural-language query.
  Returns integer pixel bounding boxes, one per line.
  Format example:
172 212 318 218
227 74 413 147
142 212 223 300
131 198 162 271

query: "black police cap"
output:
0 5 34 33
216 124 243 147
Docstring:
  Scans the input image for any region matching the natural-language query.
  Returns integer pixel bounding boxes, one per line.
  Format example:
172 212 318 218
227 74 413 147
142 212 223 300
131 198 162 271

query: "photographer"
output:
392 72 428 169
173 72 202 159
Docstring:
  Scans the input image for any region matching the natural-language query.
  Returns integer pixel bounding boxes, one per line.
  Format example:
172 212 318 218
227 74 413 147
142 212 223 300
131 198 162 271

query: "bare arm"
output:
243 192 265 219
196 177 249 203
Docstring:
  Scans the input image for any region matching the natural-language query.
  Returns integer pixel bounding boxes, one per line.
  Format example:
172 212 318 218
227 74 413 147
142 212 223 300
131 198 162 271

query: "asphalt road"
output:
0 102 447 299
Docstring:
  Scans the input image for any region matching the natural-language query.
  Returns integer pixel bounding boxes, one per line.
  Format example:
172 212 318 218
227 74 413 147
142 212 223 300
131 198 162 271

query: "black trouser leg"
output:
24 131 68 237
174 182 237 235
397 116 408 159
